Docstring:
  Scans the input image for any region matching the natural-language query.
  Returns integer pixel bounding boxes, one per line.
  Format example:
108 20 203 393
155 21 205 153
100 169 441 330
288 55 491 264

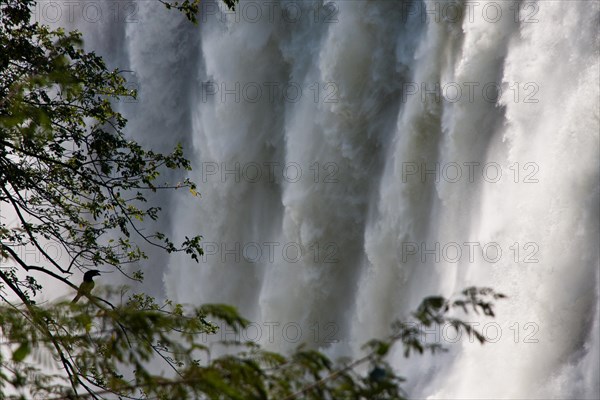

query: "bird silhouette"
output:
72 270 101 303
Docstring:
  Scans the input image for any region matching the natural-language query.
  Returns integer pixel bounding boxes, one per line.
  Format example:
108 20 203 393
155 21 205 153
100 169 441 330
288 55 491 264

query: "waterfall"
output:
65 0 599 398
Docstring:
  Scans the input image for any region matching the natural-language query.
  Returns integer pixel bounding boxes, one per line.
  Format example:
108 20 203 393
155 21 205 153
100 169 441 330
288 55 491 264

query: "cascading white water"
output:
66 0 599 398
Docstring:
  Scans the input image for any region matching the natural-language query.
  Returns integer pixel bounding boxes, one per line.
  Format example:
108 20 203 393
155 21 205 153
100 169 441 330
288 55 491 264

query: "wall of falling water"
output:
65 1 599 398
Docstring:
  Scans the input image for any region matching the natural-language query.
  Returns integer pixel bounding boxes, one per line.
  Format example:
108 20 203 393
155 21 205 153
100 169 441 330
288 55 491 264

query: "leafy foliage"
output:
0 286 504 399
1 0 203 287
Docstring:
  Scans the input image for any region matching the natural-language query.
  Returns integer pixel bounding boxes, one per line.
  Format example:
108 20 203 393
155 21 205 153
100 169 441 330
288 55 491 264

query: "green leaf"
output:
12 343 30 362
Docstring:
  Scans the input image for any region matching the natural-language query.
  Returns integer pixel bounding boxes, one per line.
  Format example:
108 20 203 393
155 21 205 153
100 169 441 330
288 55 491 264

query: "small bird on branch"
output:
72 270 101 303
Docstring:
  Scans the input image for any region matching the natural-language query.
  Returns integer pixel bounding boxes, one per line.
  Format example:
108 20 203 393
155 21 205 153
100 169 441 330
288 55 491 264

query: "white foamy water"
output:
67 0 599 398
